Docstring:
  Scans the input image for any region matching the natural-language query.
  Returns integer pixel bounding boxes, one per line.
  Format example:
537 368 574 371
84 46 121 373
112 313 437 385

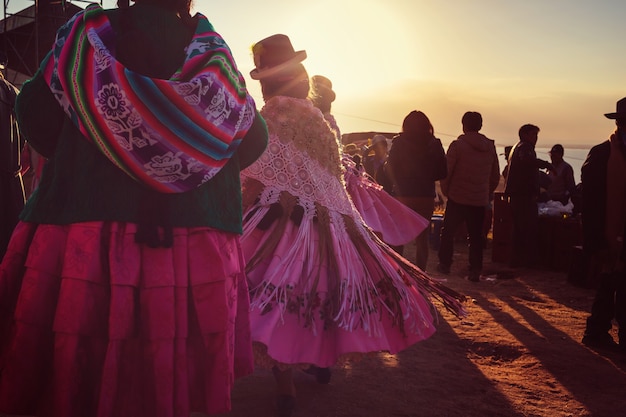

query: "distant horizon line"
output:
342 131 595 150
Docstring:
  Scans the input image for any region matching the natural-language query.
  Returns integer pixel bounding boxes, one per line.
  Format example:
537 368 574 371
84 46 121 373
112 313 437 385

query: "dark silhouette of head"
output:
518 124 540 146
549 144 564 164
309 75 335 114
402 110 434 138
461 111 482 133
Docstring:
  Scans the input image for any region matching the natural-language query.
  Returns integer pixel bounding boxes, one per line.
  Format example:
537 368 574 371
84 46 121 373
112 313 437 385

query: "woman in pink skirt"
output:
0 1 268 416
241 34 466 417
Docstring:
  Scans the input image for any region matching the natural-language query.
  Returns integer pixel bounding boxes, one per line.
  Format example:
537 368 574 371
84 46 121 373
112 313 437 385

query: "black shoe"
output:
436 263 450 275
304 365 332 384
582 334 619 350
276 394 295 417
315 367 331 384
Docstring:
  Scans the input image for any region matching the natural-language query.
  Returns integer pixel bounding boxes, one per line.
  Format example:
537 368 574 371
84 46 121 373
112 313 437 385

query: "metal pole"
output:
34 0 38 68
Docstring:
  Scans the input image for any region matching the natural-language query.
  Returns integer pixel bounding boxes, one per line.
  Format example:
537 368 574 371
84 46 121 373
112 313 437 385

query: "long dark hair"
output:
402 110 434 140
118 0 194 25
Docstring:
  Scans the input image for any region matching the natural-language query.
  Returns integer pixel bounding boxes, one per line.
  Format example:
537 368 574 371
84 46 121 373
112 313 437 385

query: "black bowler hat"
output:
604 97 626 119
250 34 307 80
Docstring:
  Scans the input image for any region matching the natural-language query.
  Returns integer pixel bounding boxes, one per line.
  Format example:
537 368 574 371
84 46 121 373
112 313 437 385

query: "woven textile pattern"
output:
43 5 256 192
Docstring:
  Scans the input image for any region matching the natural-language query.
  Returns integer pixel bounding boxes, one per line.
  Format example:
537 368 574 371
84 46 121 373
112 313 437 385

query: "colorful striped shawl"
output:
42 5 256 193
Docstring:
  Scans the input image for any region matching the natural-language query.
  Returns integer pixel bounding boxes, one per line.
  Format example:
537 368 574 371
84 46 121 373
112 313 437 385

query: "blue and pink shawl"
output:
43 5 256 193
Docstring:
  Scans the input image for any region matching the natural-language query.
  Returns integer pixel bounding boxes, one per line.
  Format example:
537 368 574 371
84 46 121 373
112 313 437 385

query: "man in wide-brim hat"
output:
581 97 626 351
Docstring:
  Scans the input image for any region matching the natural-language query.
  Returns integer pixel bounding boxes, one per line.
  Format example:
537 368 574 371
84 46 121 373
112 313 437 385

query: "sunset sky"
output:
9 0 626 148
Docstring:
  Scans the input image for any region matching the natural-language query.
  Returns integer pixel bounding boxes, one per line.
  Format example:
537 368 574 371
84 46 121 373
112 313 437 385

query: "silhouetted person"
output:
362 134 388 183
581 97 626 351
437 111 500 281
546 144 576 204
504 124 541 268
0 51 23 259
0 2 269 415
386 110 447 270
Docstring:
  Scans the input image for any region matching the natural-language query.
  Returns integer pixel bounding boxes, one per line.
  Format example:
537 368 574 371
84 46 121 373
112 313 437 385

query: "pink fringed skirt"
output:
240 181 469 370
0 221 253 417
344 168 429 246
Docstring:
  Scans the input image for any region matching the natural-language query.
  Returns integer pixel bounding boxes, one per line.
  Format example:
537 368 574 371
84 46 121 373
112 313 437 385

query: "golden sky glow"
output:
10 0 626 148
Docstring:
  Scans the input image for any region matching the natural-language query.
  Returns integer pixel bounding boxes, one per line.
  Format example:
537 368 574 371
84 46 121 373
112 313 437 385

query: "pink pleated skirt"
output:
242 219 438 369
0 221 253 417
344 168 429 246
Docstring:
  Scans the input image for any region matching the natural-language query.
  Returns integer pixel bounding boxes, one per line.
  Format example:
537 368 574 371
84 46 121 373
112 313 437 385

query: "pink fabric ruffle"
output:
0 221 252 417
344 164 429 246
242 219 437 369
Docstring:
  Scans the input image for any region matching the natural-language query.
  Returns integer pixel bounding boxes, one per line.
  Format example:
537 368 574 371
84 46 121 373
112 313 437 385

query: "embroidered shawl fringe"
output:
243 189 467 338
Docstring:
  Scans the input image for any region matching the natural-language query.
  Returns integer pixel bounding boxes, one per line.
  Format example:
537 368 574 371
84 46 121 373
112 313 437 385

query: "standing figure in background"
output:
546 144 576 204
310 76 430 251
0 1 269 416
362 133 389 184
581 98 626 351
386 110 447 270
343 142 362 168
309 74 340 139
502 145 513 179
504 124 541 268
0 51 24 260
437 111 500 282
241 34 465 417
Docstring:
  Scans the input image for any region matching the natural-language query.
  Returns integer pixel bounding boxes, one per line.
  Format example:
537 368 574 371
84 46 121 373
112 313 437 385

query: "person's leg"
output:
614 270 626 349
583 272 618 347
466 204 486 281
412 198 435 271
390 244 404 256
392 196 414 258
509 196 527 267
482 201 493 248
272 366 296 417
304 365 332 384
524 198 539 267
438 199 463 273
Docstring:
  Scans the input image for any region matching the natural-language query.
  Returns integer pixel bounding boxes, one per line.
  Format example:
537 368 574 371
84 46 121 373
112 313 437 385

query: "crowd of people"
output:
0 1 624 416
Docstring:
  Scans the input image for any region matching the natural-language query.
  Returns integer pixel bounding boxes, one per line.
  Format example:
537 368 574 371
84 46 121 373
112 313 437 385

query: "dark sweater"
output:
17 3 268 234
387 133 447 198
504 141 539 198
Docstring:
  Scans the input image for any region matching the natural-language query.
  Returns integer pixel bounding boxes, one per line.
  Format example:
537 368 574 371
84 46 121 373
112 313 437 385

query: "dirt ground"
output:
212 241 626 417
1 239 623 417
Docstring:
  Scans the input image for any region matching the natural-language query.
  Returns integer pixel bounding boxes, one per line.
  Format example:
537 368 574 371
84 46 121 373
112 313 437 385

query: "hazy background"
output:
7 0 626 149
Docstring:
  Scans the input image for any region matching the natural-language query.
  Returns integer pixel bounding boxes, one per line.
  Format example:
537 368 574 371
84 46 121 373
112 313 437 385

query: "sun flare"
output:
284 1 422 99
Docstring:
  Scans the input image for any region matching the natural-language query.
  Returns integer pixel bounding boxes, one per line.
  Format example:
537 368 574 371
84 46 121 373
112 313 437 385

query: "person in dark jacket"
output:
386 110 447 270
0 53 23 260
504 123 541 268
581 97 626 351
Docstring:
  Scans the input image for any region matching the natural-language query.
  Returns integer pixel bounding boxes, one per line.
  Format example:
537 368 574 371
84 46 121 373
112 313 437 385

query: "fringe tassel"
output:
245 191 298 273
243 191 467 339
